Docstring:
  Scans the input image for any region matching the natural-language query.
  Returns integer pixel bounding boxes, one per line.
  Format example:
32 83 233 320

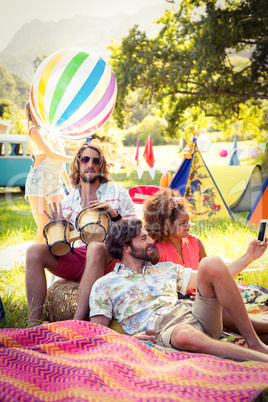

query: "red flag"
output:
143 135 155 168
135 139 139 166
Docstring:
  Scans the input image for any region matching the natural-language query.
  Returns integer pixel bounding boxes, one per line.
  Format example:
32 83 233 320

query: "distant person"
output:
90 218 268 362
25 141 136 326
25 101 73 243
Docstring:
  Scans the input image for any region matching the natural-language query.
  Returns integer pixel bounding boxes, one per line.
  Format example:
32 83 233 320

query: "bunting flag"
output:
143 135 155 168
113 161 122 174
125 165 133 177
258 142 267 154
102 139 268 184
148 167 156 180
135 139 139 166
136 166 144 180
159 167 168 176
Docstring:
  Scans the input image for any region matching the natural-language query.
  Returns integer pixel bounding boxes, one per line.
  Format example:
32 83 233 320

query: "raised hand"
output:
246 238 268 262
44 202 72 221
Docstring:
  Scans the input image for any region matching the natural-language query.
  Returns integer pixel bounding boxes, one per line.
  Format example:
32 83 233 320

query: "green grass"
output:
0 188 36 248
0 162 267 329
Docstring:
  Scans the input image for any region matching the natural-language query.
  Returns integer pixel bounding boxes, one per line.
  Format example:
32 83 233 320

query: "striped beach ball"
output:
30 48 117 140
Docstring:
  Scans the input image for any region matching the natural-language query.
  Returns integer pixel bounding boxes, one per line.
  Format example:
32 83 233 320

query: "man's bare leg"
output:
171 324 268 362
196 255 268 355
25 243 58 326
223 308 268 344
73 241 112 321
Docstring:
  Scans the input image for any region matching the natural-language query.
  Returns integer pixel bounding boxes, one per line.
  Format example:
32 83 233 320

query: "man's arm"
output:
227 239 267 277
90 315 111 327
186 238 267 290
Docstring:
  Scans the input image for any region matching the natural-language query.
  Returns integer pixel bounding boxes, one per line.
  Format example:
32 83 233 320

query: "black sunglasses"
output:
80 156 101 165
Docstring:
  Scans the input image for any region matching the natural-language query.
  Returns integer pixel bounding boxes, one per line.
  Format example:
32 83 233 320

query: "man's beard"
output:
80 172 100 184
129 243 154 262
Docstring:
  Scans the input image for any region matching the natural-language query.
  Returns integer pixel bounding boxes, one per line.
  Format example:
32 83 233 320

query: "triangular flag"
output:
159 167 168 175
237 149 244 159
143 135 155 168
125 165 133 177
258 142 267 154
148 167 156 180
114 161 122 174
248 148 259 158
170 159 179 169
135 139 139 166
228 149 235 158
136 166 144 180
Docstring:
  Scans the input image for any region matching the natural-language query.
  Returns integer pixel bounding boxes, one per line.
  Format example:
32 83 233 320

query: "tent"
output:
209 164 263 212
169 138 233 221
246 176 268 227
228 135 240 166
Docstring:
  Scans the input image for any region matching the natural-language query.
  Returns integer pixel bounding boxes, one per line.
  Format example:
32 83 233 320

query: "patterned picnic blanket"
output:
0 319 267 402
0 283 268 401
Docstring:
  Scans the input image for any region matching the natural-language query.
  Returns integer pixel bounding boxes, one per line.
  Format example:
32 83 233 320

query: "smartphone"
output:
257 219 268 244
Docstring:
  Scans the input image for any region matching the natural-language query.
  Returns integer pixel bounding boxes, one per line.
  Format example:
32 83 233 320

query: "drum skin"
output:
43 220 74 256
76 208 111 244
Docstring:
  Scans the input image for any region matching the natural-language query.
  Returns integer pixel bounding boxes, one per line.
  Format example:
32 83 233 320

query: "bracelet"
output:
111 213 122 222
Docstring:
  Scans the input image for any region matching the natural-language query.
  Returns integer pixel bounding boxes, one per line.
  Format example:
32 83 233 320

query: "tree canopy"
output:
109 0 268 139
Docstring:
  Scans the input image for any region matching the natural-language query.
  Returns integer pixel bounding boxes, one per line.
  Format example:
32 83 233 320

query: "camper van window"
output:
0 143 6 156
11 143 23 156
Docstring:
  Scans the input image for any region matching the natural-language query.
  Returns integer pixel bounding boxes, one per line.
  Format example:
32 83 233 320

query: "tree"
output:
0 64 29 109
109 0 268 139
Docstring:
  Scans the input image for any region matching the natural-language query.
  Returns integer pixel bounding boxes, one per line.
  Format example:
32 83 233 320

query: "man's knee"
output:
171 324 200 351
26 243 48 263
198 255 227 279
86 241 108 261
25 243 55 272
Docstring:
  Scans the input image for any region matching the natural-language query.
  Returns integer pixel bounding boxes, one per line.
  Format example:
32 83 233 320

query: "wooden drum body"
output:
75 208 111 244
43 219 74 256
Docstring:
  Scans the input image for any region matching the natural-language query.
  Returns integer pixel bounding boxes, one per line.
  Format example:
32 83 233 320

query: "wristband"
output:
111 213 122 222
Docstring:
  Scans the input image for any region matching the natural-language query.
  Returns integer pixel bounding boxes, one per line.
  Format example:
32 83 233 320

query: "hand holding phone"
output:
257 219 268 244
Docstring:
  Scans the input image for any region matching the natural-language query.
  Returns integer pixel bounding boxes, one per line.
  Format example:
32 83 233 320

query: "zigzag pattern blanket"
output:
0 320 268 402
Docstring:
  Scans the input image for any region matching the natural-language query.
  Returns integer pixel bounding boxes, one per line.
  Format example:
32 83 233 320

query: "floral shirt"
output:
90 262 192 335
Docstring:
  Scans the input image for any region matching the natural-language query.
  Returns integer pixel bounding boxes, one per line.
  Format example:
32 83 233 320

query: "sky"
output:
0 0 167 52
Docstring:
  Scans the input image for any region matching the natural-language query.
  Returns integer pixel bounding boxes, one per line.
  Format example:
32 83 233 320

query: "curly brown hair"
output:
69 142 110 188
143 188 191 243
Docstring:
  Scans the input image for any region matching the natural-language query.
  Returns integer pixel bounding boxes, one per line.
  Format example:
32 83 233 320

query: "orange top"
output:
155 235 200 294
155 234 200 270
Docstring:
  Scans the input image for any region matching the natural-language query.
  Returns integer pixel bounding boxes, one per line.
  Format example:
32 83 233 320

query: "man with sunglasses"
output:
25 142 136 326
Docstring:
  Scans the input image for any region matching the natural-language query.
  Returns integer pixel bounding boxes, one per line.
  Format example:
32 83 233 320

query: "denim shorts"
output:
25 167 64 198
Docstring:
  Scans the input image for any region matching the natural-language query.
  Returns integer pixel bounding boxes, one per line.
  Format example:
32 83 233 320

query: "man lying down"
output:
90 218 268 362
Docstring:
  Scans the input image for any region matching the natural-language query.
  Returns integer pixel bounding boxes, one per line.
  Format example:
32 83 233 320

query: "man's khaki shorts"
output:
154 290 223 349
